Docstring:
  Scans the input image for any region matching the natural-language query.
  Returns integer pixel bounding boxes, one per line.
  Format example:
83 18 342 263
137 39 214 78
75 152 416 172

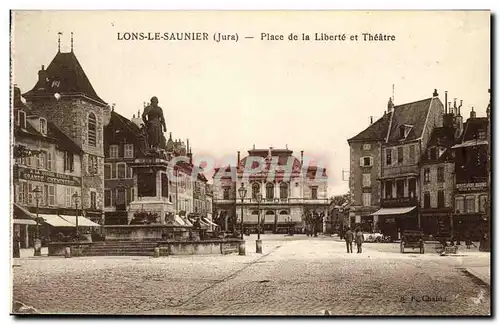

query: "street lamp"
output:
238 183 247 240
32 186 42 256
255 192 263 253
72 192 80 237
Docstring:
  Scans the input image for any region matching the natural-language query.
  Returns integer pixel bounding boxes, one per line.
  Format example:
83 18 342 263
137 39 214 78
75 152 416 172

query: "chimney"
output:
37 65 48 86
433 89 439 97
300 150 304 166
445 91 448 114
454 101 464 140
237 151 240 167
370 116 373 125
132 114 135 119
387 97 394 113
470 107 476 119
459 100 463 116
169 132 172 140
112 103 115 111
186 139 190 153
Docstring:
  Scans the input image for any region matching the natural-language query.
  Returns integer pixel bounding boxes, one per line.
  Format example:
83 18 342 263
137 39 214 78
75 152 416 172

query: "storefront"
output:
371 206 418 240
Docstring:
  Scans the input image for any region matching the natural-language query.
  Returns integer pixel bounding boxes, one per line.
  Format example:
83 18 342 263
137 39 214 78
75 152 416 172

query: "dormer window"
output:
39 118 47 135
399 125 405 139
17 110 26 129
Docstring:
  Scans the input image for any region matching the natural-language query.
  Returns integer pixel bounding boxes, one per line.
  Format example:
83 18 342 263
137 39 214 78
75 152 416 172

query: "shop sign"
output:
15 166 81 187
456 182 487 193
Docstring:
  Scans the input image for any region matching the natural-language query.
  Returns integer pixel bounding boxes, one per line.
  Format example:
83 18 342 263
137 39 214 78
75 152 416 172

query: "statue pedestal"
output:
127 157 175 224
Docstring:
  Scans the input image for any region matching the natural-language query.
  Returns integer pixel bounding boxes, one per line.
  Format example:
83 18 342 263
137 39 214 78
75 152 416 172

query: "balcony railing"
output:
381 196 418 208
382 164 419 178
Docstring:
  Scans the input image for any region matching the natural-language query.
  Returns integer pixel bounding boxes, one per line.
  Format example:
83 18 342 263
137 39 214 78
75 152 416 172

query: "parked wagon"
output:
400 230 425 254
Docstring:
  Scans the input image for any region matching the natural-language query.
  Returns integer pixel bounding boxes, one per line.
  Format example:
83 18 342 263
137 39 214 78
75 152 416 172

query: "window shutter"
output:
359 157 364 167
369 157 374 166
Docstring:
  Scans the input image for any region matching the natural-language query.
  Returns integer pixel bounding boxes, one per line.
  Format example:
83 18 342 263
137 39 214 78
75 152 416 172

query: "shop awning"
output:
174 215 192 226
40 214 76 227
371 206 417 216
59 215 101 227
13 203 36 220
452 139 488 148
13 219 37 225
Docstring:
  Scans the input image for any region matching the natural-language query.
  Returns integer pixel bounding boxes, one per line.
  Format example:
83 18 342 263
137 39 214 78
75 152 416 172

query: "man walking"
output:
355 228 364 253
344 227 354 253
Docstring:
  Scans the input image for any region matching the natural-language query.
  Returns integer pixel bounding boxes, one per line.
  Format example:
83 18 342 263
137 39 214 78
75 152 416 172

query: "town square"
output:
10 11 491 316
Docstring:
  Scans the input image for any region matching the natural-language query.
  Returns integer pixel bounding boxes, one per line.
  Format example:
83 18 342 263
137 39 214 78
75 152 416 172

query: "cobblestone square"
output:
12 235 491 316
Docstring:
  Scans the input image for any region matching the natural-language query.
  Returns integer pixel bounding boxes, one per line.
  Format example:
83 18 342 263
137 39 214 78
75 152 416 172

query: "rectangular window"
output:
39 118 47 135
437 167 445 182
385 180 393 198
362 174 371 187
88 155 98 175
397 147 403 163
43 184 49 206
409 145 416 164
363 144 371 151
104 189 112 207
466 196 475 213
17 183 23 204
311 187 318 199
360 157 373 167
27 183 33 205
90 191 97 209
48 185 56 206
111 163 116 179
117 163 126 179
65 187 72 208
455 197 465 213
64 152 74 172
19 182 28 204
479 195 488 213
408 178 417 198
437 190 445 208
46 152 53 171
127 166 133 179
37 152 46 169
109 145 119 158
386 149 392 166
124 144 134 158
104 164 111 179
223 187 230 200
424 168 430 183
424 192 431 208
362 193 371 206
18 110 26 129
396 179 405 198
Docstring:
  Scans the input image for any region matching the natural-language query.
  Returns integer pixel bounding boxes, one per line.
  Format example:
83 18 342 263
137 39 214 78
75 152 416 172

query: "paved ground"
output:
12 235 491 316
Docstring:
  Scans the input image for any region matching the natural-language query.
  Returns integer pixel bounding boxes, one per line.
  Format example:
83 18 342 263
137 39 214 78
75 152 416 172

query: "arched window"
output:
266 182 274 199
280 210 289 215
280 182 289 199
88 112 97 147
251 210 259 215
252 182 260 199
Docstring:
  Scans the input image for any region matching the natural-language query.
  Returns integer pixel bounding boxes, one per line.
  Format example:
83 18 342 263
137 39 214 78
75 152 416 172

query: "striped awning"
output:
59 215 101 227
41 214 76 227
371 206 416 216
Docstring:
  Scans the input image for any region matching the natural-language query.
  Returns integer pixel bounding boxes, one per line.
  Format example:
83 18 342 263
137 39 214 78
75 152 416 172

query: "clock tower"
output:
23 45 111 221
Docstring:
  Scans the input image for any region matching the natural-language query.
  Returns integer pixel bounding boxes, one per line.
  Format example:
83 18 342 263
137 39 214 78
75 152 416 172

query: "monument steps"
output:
82 241 158 256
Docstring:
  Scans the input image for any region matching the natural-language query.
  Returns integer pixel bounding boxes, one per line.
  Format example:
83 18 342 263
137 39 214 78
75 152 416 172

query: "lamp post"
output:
32 186 42 256
238 183 247 240
256 192 263 253
72 192 80 237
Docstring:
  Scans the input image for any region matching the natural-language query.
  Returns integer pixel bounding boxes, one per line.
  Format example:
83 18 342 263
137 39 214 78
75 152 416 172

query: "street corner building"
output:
12 47 107 248
211 147 329 234
347 89 491 242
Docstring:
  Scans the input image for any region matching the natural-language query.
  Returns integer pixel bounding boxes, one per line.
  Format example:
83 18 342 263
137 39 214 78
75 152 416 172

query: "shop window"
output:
455 197 464 213
465 196 475 213
479 195 488 212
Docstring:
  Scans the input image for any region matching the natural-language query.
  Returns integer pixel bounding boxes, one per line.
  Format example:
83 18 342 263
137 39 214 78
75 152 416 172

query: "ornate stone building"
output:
212 147 329 233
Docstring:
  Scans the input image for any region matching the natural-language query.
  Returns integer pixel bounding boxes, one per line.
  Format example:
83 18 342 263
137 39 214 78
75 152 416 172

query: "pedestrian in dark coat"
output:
344 228 354 253
355 229 364 253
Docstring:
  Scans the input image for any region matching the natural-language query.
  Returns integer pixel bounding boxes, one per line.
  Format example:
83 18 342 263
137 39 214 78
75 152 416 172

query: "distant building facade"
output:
212 147 329 233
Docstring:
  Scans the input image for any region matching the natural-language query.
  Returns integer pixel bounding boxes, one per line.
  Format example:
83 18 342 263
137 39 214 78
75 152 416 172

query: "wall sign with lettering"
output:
14 166 82 187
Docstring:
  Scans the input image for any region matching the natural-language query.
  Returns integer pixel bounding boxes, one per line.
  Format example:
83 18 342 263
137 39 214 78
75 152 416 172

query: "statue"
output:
142 96 167 150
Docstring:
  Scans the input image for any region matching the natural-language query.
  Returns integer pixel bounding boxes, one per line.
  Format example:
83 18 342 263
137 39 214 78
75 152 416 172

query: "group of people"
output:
343 227 364 253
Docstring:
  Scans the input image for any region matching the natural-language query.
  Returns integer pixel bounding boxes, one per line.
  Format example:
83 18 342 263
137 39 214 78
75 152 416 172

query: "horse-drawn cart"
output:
400 230 424 254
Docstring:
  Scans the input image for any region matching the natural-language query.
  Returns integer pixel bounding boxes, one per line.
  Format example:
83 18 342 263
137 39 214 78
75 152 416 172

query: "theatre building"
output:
373 90 443 239
451 110 489 241
212 147 329 233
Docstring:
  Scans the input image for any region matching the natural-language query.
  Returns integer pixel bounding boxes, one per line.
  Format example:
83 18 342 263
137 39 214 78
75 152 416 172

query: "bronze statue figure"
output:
142 96 167 150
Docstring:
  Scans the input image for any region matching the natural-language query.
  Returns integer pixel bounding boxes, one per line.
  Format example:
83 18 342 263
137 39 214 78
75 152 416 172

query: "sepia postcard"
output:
10 10 491 316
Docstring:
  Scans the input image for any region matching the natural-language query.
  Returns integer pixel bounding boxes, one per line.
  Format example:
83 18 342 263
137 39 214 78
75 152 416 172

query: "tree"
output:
330 192 350 207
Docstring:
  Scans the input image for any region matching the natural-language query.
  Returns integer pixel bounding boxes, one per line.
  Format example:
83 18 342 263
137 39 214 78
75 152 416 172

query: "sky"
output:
11 11 490 196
